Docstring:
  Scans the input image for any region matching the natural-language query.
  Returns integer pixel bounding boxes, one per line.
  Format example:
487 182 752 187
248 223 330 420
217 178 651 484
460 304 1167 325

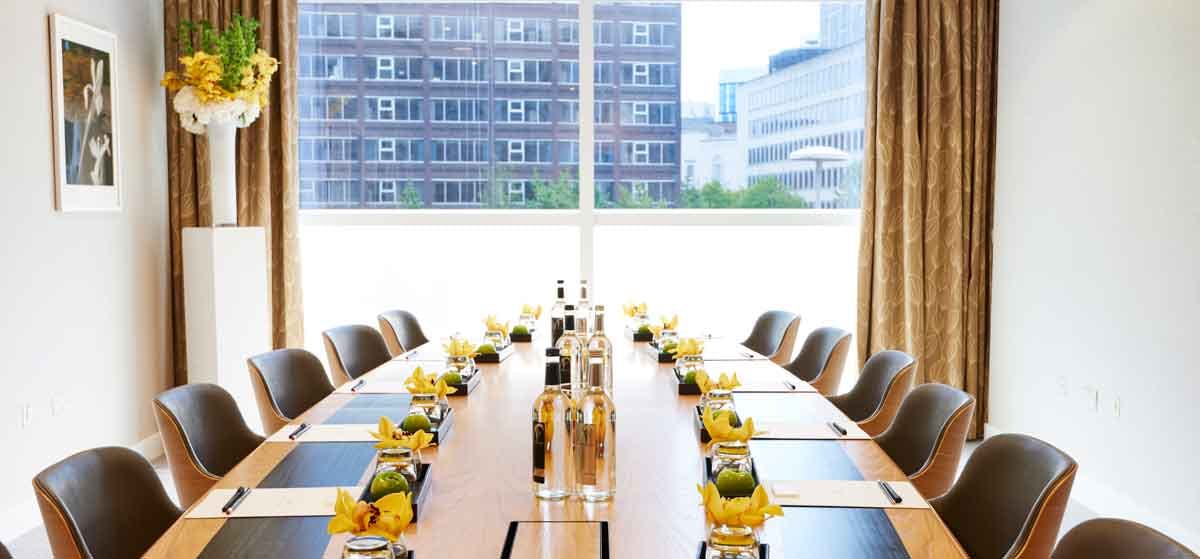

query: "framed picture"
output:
49 14 121 212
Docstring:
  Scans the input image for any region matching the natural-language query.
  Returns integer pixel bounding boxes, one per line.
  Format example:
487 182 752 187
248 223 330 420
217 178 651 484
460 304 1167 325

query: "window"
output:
366 14 422 39
299 55 355 79
431 139 489 163
619 62 677 86
621 141 676 165
619 101 676 125
495 100 551 123
496 59 552 83
365 97 422 121
300 12 357 38
433 180 486 205
497 18 551 43
559 61 613 85
559 101 613 124
430 58 488 82
620 21 677 46
299 138 360 162
367 56 422 80
558 20 614 45
364 138 424 162
495 139 554 163
299 95 359 120
432 98 489 122
430 15 486 41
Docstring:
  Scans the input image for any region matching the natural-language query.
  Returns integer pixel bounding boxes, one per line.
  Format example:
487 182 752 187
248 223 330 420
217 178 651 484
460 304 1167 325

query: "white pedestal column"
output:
183 226 270 433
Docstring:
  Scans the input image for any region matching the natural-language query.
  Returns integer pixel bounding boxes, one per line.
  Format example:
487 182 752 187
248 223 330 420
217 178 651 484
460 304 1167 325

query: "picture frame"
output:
49 13 121 212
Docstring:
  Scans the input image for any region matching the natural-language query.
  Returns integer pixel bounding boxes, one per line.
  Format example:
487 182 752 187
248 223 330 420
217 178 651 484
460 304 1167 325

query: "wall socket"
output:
20 403 33 428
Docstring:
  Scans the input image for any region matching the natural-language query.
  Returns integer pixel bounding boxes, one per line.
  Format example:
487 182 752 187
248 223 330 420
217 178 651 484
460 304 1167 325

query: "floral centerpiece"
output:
328 488 413 554
160 15 277 225
647 314 679 342
697 482 783 556
442 337 479 373
482 315 511 349
516 304 542 336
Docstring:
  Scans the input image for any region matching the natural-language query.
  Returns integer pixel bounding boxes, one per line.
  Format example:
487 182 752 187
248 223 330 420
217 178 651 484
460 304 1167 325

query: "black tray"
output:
509 332 532 343
694 405 711 443
475 343 514 363
674 367 702 396
625 326 653 342
696 542 769 558
445 369 482 396
402 407 453 445
647 342 675 363
501 521 609 559
361 462 433 522
701 456 761 498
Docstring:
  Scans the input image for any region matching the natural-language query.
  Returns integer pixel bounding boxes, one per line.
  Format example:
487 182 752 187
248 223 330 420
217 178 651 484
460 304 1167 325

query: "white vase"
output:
206 121 238 226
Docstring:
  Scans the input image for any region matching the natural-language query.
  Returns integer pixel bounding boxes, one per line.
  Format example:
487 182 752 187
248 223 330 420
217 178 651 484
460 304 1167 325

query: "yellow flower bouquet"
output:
327 488 413 542
160 15 278 134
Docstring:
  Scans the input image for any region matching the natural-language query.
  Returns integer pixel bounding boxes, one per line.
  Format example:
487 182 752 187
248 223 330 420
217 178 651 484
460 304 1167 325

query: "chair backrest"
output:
247 348 336 434
1054 518 1198 559
828 349 915 435
33 447 181 559
930 433 1078 559
322 324 392 385
785 327 851 395
741 310 801 364
152 383 265 507
874 383 975 498
0 540 12 559
377 310 430 357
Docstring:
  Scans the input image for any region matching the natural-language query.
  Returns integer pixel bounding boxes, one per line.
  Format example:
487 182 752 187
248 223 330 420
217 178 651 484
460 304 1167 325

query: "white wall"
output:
0 0 167 541
991 0 1200 549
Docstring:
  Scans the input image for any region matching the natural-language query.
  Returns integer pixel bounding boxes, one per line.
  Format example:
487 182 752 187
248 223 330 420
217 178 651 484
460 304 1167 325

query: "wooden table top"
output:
146 334 966 558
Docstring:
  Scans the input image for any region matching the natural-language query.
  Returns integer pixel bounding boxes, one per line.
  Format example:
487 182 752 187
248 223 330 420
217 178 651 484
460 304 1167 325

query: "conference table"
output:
146 332 966 558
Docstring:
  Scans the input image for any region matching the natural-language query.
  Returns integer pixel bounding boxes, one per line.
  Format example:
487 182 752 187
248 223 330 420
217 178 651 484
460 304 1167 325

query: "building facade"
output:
716 67 765 124
681 118 742 190
735 3 866 209
297 2 681 209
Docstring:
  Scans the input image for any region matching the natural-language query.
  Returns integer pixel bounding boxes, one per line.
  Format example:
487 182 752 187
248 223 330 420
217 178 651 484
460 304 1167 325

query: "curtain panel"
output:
858 0 999 438
164 0 302 386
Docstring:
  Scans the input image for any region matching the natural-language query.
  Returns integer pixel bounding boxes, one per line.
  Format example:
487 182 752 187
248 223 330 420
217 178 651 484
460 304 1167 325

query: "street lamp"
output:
788 145 851 208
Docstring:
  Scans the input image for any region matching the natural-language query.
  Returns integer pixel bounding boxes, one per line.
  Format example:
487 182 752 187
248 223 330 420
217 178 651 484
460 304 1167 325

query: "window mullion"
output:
579 0 595 286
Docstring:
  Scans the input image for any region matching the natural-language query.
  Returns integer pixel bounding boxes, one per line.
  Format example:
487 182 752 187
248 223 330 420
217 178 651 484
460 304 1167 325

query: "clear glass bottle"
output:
532 349 573 500
575 280 592 337
573 357 616 502
555 305 586 399
549 280 567 346
586 305 614 395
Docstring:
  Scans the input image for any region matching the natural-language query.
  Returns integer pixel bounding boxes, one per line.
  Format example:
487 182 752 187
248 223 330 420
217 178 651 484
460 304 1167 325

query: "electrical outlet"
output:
1081 386 1100 413
1112 396 1121 418
20 404 33 428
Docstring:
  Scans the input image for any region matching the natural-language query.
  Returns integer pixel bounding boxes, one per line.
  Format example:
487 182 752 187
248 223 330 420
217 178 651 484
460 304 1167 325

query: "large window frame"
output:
299 0 860 284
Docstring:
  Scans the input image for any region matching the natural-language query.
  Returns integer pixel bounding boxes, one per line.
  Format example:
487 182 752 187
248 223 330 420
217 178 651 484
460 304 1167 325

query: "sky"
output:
679 1 822 107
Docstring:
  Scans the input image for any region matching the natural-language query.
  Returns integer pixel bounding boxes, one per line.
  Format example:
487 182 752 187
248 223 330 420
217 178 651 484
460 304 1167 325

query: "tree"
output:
736 177 810 208
397 185 424 209
527 170 578 209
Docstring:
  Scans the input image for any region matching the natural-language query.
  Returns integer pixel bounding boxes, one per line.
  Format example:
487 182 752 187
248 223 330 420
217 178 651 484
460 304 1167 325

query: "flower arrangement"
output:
370 416 436 451
328 488 413 542
697 482 783 529
701 406 759 445
160 15 278 134
695 371 741 395
667 337 704 358
443 337 480 359
622 302 648 318
648 314 680 339
404 366 457 400
520 304 543 319
484 315 511 335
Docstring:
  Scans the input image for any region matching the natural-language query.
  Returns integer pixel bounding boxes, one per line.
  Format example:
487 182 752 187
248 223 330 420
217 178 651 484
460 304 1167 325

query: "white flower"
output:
172 86 263 134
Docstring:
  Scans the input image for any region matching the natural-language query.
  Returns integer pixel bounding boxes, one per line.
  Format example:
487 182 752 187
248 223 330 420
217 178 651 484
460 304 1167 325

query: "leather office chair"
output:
1054 518 1198 559
152 383 264 507
33 447 181 559
378 309 430 357
741 310 801 365
931 433 1077 559
0 540 12 559
874 383 975 498
784 327 852 396
827 350 916 436
322 324 392 385
247 348 336 434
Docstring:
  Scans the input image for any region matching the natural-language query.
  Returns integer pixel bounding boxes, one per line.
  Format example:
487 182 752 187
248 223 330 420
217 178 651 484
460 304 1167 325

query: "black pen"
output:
878 480 902 504
784 380 798 390
350 379 365 392
222 486 250 514
288 423 311 440
828 421 848 436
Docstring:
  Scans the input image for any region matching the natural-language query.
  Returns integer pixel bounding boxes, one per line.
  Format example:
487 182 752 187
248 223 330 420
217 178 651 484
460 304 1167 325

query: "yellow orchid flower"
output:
443 337 480 358
670 337 705 358
484 315 511 335
433 378 458 400
695 371 741 394
521 304 543 319
696 482 783 527
662 314 679 330
701 406 760 444
370 416 437 450
403 366 437 393
648 323 665 339
622 302 648 318
327 488 413 541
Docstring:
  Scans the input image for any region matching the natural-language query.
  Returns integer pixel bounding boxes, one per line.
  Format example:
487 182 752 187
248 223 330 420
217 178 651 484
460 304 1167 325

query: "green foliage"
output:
735 177 810 208
397 185 424 208
528 175 579 209
178 14 262 92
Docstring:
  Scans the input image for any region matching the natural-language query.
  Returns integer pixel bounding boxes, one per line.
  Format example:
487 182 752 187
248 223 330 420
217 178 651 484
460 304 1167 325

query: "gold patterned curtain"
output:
164 0 302 386
857 0 998 438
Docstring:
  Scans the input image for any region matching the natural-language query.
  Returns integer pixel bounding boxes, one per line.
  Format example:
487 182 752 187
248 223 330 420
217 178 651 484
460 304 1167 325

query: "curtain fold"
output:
857 0 998 438
165 0 302 386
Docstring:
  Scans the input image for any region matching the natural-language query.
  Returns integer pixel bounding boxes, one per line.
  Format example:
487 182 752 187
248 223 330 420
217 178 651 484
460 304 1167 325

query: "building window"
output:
367 56 422 80
431 139 489 163
558 20 614 45
430 15 486 41
365 180 404 204
507 181 528 205
595 142 615 165
495 100 551 123
620 21 677 47
495 59 552 83
433 180 485 206
432 98 488 122
620 62 677 86
365 15 423 40
364 138 424 162
620 101 675 125
497 17 551 43
299 95 359 120
558 61 613 85
299 55 354 79
621 141 676 165
299 138 360 162
300 12 358 38
430 58 488 82
365 97 422 121
495 139 554 163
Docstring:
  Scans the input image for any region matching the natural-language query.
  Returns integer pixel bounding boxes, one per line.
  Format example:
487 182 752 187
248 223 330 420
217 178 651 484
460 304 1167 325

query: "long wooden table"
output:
147 333 965 558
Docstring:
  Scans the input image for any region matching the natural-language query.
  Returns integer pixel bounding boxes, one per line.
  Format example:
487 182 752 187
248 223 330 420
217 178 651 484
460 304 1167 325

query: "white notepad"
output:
752 421 871 440
765 480 929 510
265 424 379 443
186 486 360 519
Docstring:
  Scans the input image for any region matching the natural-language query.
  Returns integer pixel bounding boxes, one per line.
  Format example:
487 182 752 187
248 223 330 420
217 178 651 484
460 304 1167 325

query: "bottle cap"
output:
545 348 559 357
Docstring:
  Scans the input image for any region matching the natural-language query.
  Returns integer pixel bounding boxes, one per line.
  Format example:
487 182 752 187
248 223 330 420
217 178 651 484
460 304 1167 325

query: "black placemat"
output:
777 507 909 558
733 392 840 424
198 516 331 559
325 394 413 424
257 442 377 488
749 440 864 481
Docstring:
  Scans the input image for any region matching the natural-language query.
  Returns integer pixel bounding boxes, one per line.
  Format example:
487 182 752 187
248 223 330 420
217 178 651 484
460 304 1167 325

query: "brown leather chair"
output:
741 310 801 365
874 383 975 498
247 348 336 434
33 446 181 559
378 309 430 357
784 327 851 396
0 541 12 559
1054 518 1198 559
931 433 1078 559
152 383 265 507
827 350 916 436
322 324 392 385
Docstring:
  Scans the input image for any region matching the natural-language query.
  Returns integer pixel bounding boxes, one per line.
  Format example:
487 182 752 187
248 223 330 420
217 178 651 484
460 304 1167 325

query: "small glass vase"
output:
657 328 678 348
706 525 759 559
519 313 537 333
484 329 508 348
342 535 398 559
407 394 441 425
376 447 420 487
446 354 475 376
700 389 736 419
676 354 704 374
710 441 753 479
